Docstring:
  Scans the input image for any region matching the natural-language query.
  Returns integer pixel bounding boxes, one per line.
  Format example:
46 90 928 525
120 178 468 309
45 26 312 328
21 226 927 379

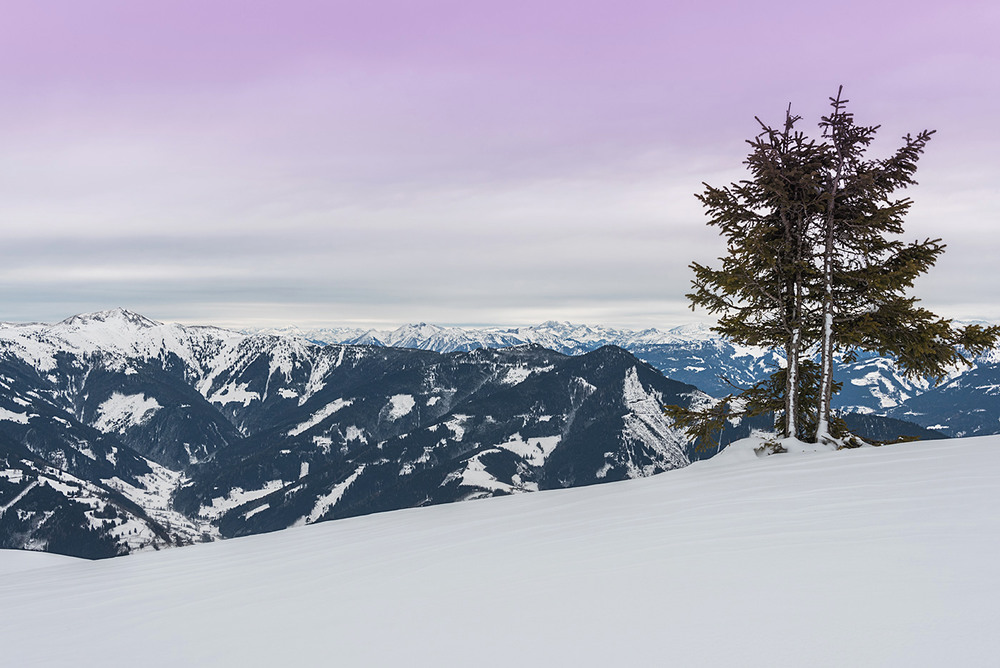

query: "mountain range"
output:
1 309 728 558
2 309 994 559
258 319 999 437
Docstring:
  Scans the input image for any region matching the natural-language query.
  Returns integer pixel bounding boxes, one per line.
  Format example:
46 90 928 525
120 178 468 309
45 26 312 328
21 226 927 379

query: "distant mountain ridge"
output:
250 320 718 354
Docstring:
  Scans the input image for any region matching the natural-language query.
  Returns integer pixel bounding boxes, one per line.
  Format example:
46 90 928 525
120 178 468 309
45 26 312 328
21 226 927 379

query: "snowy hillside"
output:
2 435 998 667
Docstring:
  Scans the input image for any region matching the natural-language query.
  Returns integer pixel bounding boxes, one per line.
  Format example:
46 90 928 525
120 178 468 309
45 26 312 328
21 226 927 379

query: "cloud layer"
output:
2 0 997 328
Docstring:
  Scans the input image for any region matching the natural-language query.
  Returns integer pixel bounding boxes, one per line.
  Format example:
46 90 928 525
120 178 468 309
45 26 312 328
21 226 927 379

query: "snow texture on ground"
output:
0 549 79 575
2 436 999 667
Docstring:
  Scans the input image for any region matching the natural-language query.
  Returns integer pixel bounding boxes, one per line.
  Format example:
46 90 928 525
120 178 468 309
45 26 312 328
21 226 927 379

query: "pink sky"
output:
1 0 997 328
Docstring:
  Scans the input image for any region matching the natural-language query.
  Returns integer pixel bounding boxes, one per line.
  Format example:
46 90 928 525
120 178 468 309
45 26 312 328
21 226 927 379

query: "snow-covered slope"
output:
2 436 998 667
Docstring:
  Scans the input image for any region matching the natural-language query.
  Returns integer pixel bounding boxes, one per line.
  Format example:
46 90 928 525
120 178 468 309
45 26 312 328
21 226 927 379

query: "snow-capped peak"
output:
267 320 725 355
59 308 162 329
0 309 244 375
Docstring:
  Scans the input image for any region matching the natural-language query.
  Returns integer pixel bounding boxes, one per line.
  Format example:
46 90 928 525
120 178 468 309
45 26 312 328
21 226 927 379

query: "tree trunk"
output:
816 225 835 444
780 195 807 441
785 330 800 439
816 98 845 445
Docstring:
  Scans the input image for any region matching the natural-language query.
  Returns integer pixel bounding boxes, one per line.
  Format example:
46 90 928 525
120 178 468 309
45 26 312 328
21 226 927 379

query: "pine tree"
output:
812 87 998 443
689 105 830 438
685 88 999 446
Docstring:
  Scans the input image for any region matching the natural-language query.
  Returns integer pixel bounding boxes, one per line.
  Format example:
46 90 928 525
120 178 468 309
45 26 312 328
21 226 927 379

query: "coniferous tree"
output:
685 88 999 446
689 106 830 439
812 88 998 442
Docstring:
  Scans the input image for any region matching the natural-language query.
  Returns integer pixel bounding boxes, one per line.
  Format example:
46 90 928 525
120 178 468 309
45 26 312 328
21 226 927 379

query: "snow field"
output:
0 407 32 424
387 393 416 420
286 398 353 436
1 436 999 667
94 392 162 433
